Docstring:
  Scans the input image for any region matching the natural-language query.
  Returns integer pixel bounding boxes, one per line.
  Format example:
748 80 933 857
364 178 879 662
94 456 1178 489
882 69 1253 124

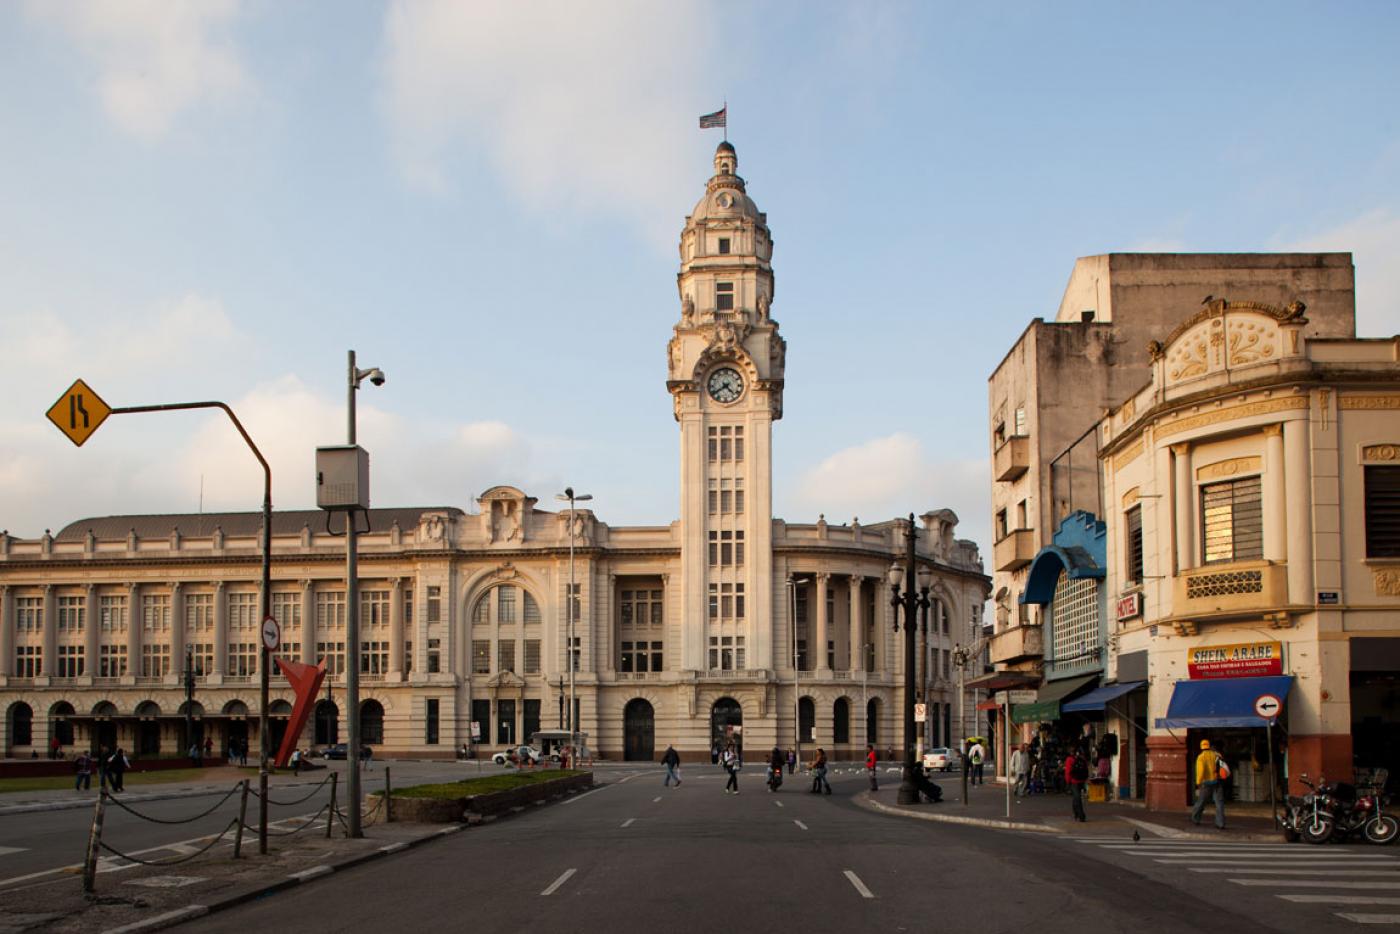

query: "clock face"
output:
707 367 744 403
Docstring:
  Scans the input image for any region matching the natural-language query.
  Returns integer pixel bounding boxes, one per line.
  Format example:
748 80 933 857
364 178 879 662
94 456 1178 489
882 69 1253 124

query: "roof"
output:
54 507 465 542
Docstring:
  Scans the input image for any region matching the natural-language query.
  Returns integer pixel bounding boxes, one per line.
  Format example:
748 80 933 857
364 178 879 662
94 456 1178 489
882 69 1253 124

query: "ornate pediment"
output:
477 487 536 545
1159 299 1308 387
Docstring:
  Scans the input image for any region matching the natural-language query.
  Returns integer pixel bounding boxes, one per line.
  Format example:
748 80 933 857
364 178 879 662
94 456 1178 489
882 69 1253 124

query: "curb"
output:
0 779 329 817
1118 815 1283 843
855 790 1060 834
96 783 594 934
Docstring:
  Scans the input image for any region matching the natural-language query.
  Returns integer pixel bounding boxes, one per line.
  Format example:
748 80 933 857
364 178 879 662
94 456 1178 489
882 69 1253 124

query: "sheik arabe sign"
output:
1187 641 1284 679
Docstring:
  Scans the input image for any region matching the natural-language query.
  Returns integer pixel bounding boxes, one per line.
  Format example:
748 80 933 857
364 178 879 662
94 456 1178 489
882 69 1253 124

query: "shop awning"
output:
976 699 1000 711
1155 675 1294 729
1011 674 1099 724
964 671 1038 691
1062 681 1147 713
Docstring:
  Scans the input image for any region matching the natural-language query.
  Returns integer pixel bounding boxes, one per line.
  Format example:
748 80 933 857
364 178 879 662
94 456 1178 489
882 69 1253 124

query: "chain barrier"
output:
249 773 334 807
241 802 331 839
102 782 243 825
97 818 240 867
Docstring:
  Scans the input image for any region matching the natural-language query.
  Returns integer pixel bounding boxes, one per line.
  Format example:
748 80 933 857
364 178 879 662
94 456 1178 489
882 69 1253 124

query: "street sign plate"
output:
261 616 281 652
46 379 112 447
1007 690 1037 704
914 703 927 722
1254 694 1282 720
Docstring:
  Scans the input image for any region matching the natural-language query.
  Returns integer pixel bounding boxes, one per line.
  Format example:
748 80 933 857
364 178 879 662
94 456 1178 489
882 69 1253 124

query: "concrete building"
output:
0 143 989 763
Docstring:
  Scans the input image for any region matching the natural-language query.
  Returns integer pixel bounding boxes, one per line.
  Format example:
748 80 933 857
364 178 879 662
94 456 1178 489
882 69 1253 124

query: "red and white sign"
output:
1116 593 1143 622
1254 694 1282 720
260 615 281 652
1188 641 1283 679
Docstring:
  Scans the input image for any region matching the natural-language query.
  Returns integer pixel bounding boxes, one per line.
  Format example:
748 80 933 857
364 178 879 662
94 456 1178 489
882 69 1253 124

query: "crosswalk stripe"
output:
1335 913 1400 924
1190 869 1400 876
1157 859 1400 866
1230 880 1400 889
1280 895 1400 905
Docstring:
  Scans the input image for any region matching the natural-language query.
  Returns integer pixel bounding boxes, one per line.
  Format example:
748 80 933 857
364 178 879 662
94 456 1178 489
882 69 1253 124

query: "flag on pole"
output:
699 106 727 129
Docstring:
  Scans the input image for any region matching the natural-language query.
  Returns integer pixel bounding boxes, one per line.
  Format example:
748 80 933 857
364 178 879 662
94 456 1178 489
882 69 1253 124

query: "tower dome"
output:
690 142 763 222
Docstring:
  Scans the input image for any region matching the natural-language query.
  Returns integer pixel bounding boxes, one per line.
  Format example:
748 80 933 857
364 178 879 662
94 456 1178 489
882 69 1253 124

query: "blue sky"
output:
3 1 1398 554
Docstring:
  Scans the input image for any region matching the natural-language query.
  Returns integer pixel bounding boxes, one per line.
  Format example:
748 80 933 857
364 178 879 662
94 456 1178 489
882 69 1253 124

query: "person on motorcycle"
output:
768 745 784 791
1190 739 1227 830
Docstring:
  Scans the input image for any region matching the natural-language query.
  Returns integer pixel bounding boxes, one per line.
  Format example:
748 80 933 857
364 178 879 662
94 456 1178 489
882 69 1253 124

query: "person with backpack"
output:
810 748 831 794
662 744 682 787
865 744 879 791
74 751 93 791
107 747 129 793
1065 746 1089 822
969 740 986 785
1190 739 1228 830
722 743 741 794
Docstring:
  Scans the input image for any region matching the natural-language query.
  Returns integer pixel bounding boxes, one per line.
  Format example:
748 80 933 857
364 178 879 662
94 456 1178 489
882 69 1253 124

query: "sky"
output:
3 1 1399 555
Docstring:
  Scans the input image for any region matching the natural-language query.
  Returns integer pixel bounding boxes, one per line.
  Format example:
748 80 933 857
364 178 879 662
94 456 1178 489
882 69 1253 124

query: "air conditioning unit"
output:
316 445 370 511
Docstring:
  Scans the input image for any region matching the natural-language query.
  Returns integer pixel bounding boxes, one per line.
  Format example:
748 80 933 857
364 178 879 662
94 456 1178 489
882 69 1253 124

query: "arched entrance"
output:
623 699 654 761
224 701 250 756
50 701 75 748
7 702 33 752
833 698 850 745
91 702 118 754
268 700 292 754
798 696 815 744
360 700 384 746
710 697 742 754
135 702 162 757
866 698 880 746
314 700 339 745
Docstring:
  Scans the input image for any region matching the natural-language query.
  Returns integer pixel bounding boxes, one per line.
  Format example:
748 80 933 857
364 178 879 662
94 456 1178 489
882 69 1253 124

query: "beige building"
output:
0 143 989 763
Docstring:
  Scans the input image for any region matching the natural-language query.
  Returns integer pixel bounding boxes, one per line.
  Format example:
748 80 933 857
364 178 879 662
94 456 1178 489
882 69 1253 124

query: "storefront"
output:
1156 674 1292 805
1062 680 1147 799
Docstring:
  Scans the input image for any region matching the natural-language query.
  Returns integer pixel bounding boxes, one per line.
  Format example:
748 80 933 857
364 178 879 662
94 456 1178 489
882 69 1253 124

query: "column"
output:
1284 418 1314 603
848 575 863 672
84 584 99 682
1262 424 1287 563
300 581 315 666
125 583 142 682
168 582 185 684
0 585 11 686
211 581 227 677
1172 443 1194 573
41 585 56 683
388 578 404 681
815 573 830 672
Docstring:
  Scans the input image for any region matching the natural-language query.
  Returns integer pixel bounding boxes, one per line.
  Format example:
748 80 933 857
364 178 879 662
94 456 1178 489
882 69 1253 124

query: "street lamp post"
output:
886 514 932 806
344 350 385 839
554 487 592 760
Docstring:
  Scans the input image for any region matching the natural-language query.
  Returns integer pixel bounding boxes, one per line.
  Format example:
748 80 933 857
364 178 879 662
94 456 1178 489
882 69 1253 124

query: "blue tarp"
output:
1061 680 1147 713
1155 675 1294 729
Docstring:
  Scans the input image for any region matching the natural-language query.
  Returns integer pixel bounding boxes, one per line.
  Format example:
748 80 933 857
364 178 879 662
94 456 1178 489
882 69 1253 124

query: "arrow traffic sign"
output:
1254 693 1282 720
261 616 281 652
46 379 112 447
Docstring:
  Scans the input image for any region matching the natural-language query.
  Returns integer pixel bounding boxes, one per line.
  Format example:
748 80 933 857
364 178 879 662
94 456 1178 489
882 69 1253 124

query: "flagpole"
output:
723 98 728 143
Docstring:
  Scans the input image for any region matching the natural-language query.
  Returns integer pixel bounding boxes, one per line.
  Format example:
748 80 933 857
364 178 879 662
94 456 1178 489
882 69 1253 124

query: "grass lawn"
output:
0 766 259 795
392 769 585 800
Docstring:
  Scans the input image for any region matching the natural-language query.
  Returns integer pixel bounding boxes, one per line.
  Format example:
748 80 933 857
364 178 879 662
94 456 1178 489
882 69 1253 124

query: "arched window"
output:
710 697 742 752
798 696 815 743
470 584 544 676
360 700 384 745
833 698 850 745
9 702 34 748
50 701 75 746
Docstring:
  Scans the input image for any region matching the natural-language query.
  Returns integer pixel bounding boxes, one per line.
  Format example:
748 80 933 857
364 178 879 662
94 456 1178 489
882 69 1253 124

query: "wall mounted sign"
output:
1317 591 1339 605
1188 640 1284 679
1116 592 1143 622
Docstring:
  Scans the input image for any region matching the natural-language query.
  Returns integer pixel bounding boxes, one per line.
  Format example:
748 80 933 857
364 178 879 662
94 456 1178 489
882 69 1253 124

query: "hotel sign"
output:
1116 593 1143 622
1188 640 1283 679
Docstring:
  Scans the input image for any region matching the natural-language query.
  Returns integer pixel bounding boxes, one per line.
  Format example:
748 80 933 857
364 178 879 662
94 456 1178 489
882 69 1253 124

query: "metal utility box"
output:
316 445 370 510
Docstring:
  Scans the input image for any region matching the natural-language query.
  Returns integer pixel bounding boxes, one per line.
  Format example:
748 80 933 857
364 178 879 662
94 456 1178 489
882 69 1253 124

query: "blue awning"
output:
1062 681 1147 713
1155 675 1294 729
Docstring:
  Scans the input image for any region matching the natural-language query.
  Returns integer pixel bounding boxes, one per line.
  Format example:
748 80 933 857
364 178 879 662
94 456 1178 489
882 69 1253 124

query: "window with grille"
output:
426 586 441 623
1201 476 1263 563
525 639 541 673
58 596 85 632
316 591 346 630
100 595 128 632
272 592 300 631
498 641 516 673
1365 466 1400 558
99 645 128 678
228 592 258 630
472 640 490 674
361 641 389 675
141 643 171 677
716 281 734 310
1049 571 1099 673
14 645 42 678
142 594 170 632
360 590 390 628
16 597 43 633
1126 506 1144 584
189 643 215 676
185 593 214 632
524 592 541 624
497 586 516 623
227 643 258 677
57 645 84 678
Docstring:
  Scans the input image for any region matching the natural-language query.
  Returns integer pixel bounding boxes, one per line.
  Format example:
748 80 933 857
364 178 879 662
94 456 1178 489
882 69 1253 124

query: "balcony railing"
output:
1173 560 1288 619
994 436 1030 482
993 529 1036 572
989 624 1043 665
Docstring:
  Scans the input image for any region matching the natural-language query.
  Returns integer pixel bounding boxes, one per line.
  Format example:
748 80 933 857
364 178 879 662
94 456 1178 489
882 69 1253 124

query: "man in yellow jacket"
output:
1190 739 1227 830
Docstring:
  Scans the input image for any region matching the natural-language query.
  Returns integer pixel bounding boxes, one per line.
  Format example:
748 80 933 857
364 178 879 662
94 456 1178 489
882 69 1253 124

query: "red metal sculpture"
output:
274 658 327 768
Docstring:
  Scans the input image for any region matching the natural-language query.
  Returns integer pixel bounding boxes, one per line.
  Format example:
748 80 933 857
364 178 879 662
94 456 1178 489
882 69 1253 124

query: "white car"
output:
922 747 954 772
491 745 558 766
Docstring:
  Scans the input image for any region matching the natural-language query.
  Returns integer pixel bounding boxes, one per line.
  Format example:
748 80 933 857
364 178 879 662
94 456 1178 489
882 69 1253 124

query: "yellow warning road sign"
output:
46 379 112 447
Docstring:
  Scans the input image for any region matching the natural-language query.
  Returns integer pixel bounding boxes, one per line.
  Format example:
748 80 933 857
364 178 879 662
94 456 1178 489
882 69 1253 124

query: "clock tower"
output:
667 142 786 677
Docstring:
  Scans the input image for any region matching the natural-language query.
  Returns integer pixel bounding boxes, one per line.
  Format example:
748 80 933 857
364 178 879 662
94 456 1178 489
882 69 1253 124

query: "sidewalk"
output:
856 777 1282 841
0 767 333 816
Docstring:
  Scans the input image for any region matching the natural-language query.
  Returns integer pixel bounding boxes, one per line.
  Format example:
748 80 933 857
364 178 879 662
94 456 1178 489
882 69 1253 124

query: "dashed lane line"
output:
793 820 809 831
1279 895 1400 905
843 870 875 899
1229 880 1400 890
774 801 784 808
560 787 606 806
541 868 577 896
653 796 662 803
621 818 637 828
1336 913 1400 924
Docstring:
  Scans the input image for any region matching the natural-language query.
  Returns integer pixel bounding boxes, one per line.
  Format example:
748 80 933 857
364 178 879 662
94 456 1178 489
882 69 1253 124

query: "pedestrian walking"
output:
97 745 110 790
1010 744 1029 798
810 748 831 794
969 739 986 785
239 739 249 767
107 747 129 793
1065 746 1088 822
1190 739 1228 830
74 751 92 791
663 744 682 787
722 744 740 794
204 736 213 761
711 741 721 766
50 736 62 760
865 744 879 791
786 748 796 775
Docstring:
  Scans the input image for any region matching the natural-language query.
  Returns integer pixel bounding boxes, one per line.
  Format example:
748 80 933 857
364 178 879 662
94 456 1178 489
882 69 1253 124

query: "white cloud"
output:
788 433 991 552
1281 209 1400 336
378 0 715 243
27 0 246 140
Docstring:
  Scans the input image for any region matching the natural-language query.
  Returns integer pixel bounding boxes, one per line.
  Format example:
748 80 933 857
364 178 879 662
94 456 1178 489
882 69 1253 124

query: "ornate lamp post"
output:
554 486 592 759
886 514 932 806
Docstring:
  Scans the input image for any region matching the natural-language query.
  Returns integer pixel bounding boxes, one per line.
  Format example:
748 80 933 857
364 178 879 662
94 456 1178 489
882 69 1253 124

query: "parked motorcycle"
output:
1280 775 1334 844
1280 774 1396 845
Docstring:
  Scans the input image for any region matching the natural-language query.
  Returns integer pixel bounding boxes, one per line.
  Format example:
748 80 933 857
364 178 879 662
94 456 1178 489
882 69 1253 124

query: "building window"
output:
403 587 414 626
98 644 128 678
472 640 490 674
275 643 300 670
227 643 258 678
56 645 84 678
708 530 745 566
426 586 442 624
1201 476 1263 563
272 592 301 631
99 595 128 632
707 425 744 462
185 593 214 632
228 592 258 631
425 698 440 745
141 643 171 678
497 586 516 623
1017 499 1029 530
57 596 85 632
361 641 389 676
361 590 390 628
427 638 441 673
1014 406 1027 437
315 641 346 676
16 596 43 633
15 645 42 677
498 641 516 673
995 509 1008 540
993 419 1006 448
525 639 541 674
189 643 215 676
1365 465 1400 558
315 591 346 630
1125 506 1144 585
404 641 413 674
1049 571 1099 674
717 237 730 255
706 635 745 671
523 592 541 624
716 281 734 311
142 595 170 632
568 636 580 672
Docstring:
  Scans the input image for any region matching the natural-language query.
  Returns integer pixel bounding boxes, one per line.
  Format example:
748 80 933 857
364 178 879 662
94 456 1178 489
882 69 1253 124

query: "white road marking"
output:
1191 868 1400 876
794 820 809 831
0 847 26 858
380 843 408 853
1336 914 1400 924
843 869 875 899
103 906 209 934
653 796 662 803
541 868 577 896
1230 880 1400 889
1158 858 1399 866
290 866 332 881
774 801 784 808
621 818 636 828
1280 895 1400 905
560 787 605 806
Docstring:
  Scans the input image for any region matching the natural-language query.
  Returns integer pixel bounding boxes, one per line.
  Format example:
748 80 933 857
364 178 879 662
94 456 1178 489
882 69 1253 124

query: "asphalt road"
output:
168 764 1389 934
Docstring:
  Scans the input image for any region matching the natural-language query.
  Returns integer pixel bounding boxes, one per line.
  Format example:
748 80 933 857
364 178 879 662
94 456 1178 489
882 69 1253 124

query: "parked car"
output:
320 743 373 761
491 745 558 766
923 747 955 772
